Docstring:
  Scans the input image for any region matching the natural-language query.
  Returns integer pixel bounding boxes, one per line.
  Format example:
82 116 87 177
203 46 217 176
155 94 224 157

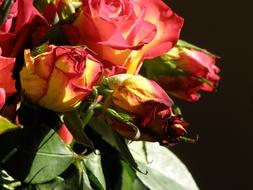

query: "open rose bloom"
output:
65 0 183 75
0 1 219 189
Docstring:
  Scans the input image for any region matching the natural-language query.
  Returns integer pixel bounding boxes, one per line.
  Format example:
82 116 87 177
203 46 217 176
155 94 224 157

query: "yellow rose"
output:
20 45 103 112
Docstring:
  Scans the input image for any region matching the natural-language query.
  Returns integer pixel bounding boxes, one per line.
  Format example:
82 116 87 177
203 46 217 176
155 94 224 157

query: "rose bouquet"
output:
0 0 220 189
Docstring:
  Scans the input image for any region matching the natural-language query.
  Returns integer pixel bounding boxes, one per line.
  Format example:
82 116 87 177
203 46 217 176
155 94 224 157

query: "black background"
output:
166 0 253 190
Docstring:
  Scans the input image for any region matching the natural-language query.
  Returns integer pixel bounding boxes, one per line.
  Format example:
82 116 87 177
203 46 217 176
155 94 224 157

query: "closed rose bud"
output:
144 40 220 102
105 74 133 90
20 45 103 112
109 75 187 145
154 76 205 102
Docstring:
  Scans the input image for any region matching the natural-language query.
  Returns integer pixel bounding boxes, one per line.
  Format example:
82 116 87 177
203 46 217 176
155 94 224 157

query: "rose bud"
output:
20 45 103 112
0 0 47 57
144 40 220 102
0 52 16 110
104 73 133 90
64 0 183 75
57 124 73 145
108 75 187 145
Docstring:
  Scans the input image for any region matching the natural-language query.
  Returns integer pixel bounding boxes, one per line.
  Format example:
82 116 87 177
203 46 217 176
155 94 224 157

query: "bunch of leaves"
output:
0 99 198 190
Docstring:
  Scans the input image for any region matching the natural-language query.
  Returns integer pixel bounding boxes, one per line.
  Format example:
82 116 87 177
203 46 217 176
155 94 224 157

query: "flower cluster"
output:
0 0 220 189
0 0 220 146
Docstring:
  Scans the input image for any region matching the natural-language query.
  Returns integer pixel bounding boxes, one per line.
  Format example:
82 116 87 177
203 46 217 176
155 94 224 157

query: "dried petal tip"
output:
164 115 188 145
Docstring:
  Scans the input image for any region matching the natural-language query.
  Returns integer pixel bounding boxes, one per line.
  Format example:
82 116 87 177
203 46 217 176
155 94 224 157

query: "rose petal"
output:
0 55 16 96
0 0 48 57
0 88 6 110
137 0 184 59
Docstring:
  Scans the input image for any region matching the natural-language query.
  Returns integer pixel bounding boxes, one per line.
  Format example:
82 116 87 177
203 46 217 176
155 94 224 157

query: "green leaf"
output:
119 161 148 190
63 110 94 149
71 160 93 190
128 142 199 190
143 57 187 78
0 0 14 26
33 177 64 190
83 151 106 190
0 116 18 135
68 166 92 190
112 133 140 172
34 166 92 190
0 126 74 184
89 118 139 172
89 118 117 149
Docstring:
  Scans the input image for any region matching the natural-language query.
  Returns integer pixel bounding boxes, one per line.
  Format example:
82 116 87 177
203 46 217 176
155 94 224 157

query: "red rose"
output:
64 0 183 75
177 49 220 90
0 0 47 57
144 41 220 102
0 51 16 109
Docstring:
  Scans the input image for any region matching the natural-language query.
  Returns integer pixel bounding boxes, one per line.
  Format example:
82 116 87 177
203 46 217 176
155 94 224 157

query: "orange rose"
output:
20 45 103 112
64 0 183 75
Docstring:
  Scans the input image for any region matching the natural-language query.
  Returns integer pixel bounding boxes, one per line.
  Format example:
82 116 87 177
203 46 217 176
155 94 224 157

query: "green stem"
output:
179 135 199 143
